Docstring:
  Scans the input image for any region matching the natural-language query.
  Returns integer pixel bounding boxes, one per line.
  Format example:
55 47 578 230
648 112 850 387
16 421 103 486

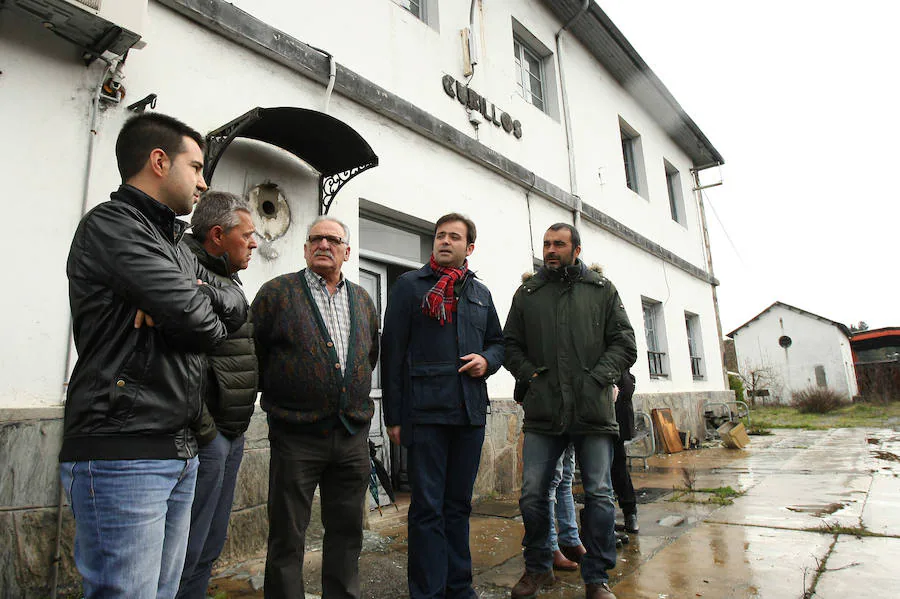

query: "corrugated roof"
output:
540 0 724 167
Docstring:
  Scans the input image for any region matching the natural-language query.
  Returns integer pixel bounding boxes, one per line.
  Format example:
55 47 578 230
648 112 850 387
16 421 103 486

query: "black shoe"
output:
624 513 639 534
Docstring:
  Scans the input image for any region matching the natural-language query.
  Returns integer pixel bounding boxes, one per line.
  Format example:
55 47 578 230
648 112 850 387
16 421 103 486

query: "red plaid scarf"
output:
421 254 468 326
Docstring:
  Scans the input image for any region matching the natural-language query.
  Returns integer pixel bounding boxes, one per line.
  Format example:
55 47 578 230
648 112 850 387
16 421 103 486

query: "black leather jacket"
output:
60 185 248 462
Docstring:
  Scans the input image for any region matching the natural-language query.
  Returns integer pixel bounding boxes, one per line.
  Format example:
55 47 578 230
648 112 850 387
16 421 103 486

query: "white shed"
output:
728 302 858 403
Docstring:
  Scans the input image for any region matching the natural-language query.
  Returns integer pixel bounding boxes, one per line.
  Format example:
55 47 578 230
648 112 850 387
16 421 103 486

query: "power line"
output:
702 188 749 271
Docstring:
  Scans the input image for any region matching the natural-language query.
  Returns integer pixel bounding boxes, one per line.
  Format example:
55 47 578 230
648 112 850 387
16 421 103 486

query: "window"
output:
685 313 704 379
510 19 559 118
642 299 668 377
514 37 545 112
393 0 423 19
665 160 686 225
619 118 647 197
390 0 439 29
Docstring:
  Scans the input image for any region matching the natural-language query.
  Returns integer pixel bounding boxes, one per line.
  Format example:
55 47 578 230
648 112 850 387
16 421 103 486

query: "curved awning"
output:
204 107 379 213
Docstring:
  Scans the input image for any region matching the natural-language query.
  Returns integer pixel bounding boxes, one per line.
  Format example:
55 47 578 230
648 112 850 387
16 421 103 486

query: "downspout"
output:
555 0 589 229
52 58 116 599
307 44 336 113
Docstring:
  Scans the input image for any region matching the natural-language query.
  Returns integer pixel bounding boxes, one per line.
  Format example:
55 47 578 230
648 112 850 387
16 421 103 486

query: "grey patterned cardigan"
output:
250 269 379 432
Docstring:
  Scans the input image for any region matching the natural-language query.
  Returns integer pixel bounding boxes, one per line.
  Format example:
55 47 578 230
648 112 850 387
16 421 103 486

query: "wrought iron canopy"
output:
204 107 379 214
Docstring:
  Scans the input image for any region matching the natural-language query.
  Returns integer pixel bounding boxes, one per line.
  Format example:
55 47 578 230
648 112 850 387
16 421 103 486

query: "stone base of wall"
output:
633 389 737 443
0 398 526 596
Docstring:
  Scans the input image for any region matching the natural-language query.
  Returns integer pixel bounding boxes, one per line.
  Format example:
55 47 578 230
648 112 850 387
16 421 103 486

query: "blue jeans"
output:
60 458 199 599
177 434 245 599
519 433 616 584
547 443 580 551
407 424 485 599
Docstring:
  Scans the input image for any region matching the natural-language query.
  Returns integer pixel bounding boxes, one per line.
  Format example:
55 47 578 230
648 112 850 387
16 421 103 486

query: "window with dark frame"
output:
622 130 638 193
665 160 685 224
514 36 546 112
643 301 667 377
685 314 703 379
393 0 423 20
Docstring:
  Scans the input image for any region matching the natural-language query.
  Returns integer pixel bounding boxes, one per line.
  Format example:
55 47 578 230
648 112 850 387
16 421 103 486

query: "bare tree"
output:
738 361 783 406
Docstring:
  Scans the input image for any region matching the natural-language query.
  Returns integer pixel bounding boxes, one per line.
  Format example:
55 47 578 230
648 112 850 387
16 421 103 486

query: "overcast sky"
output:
598 1 899 334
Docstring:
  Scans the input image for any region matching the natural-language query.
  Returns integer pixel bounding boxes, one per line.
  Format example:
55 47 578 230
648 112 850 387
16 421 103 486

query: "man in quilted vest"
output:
178 191 259 598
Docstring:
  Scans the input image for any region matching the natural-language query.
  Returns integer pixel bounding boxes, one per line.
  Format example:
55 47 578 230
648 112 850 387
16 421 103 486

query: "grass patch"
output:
668 486 742 506
697 486 740 499
749 403 900 430
803 522 886 538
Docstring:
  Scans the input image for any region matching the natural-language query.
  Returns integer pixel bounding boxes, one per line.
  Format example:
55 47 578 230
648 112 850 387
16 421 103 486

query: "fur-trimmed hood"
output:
520 262 604 282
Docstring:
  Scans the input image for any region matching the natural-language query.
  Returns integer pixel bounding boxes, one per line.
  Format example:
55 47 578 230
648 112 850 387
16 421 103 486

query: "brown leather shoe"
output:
511 569 554 599
585 582 616 599
552 549 578 571
558 543 587 564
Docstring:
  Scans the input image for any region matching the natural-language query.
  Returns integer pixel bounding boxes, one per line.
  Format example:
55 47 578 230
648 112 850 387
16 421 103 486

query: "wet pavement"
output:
210 427 900 598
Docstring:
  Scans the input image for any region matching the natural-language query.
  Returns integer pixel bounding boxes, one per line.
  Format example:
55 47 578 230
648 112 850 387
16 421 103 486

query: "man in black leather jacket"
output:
59 113 248 599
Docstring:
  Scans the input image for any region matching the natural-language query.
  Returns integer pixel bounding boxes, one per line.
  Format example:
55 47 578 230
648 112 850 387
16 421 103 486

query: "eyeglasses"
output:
307 234 346 246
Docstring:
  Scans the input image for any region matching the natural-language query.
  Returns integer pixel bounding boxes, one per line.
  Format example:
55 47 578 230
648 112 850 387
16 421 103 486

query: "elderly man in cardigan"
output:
251 216 379 599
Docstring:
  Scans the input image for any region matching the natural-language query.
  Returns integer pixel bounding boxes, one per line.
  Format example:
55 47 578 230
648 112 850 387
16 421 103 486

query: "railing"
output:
647 351 666 377
690 356 703 378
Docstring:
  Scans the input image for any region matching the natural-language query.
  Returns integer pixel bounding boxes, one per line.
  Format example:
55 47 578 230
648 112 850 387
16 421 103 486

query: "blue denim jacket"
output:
381 264 504 441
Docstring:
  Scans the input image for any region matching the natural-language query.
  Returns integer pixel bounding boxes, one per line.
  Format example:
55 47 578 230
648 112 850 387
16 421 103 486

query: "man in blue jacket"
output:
382 213 505 599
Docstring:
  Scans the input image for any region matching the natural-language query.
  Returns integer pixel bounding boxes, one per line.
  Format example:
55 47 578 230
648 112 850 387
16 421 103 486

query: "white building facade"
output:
0 1 732 592
1 0 728 410
729 302 858 403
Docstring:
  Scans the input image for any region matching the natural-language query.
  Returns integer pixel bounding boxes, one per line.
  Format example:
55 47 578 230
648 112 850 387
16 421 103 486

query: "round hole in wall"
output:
779 335 792 348
247 182 291 241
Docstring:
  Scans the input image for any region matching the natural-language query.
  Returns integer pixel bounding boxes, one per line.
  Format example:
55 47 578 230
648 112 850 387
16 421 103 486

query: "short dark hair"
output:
547 223 581 248
115 113 205 182
191 191 251 242
435 213 477 244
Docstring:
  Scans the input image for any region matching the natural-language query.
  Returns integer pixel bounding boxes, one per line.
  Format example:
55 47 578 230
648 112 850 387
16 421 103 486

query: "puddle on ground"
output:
785 502 846 517
871 450 900 462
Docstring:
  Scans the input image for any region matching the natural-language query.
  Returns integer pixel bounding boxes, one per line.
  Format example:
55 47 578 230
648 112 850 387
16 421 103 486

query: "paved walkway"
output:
211 427 900 598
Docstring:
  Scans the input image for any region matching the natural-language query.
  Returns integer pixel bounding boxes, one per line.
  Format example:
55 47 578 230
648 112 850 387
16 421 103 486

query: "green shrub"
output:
728 373 745 401
792 386 846 414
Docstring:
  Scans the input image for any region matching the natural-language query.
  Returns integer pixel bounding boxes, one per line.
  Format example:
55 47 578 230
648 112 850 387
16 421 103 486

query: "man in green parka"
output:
504 223 637 599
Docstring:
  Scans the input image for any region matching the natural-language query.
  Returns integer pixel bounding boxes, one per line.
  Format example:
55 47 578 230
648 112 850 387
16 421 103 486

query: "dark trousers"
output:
407 424 485 599
611 436 636 516
264 419 371 599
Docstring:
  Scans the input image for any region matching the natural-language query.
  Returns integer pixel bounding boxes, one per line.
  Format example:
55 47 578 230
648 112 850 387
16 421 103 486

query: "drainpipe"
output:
52 59 116 599
307 44 336 113
555 0 589 228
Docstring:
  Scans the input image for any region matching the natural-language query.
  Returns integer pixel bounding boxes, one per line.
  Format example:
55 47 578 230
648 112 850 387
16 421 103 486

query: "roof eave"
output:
541 0 724 167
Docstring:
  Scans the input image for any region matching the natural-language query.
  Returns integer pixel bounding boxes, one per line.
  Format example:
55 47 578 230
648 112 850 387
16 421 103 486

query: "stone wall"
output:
633 390 737 443
0 408 79 599
0 399 525 597
473 399 523 498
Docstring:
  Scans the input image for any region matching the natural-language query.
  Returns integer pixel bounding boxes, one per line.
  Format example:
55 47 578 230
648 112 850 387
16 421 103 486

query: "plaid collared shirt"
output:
304 268 351 375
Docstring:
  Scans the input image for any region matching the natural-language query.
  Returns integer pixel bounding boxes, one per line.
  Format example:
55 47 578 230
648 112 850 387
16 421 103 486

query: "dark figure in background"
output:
611 370 639 535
